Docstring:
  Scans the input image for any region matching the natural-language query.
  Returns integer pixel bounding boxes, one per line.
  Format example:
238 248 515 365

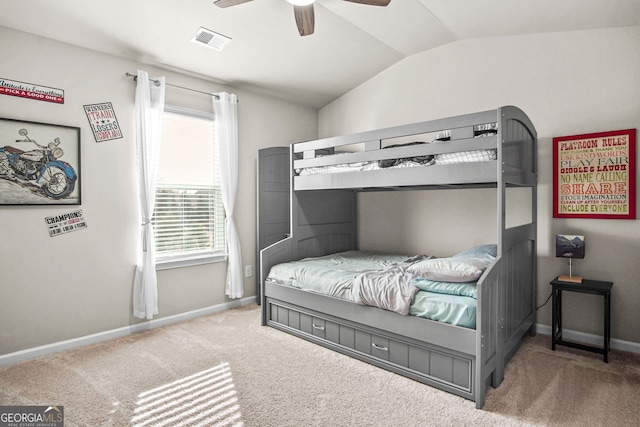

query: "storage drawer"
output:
267 299 471 393
354 331 471 392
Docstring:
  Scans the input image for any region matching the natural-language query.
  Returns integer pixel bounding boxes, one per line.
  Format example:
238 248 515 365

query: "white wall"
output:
0 27 318 356
2 24 638 357
319 27 640 344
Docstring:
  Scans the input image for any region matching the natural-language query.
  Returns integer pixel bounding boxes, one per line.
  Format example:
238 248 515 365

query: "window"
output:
152 106 225 269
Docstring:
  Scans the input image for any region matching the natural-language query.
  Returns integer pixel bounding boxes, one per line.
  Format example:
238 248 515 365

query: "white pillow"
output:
407 257 490 283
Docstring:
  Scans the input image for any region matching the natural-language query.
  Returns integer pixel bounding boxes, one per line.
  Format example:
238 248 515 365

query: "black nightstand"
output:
550 276 613 362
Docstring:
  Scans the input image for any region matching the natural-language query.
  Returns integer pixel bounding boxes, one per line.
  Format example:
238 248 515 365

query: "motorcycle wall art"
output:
0 118 80 205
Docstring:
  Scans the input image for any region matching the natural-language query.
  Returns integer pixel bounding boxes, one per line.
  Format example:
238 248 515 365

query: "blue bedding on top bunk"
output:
265 247 497 329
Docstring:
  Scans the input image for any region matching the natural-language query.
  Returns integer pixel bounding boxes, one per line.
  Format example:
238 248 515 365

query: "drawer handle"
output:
312 323 325 331
372 343 389 351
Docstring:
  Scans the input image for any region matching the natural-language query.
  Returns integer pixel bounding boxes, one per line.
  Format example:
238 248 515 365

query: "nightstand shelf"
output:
550 276 613 363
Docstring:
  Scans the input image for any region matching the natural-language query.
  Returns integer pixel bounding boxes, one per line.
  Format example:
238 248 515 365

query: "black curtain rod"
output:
125 72 221 100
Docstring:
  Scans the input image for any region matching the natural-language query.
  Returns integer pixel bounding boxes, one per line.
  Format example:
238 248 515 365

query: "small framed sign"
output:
45 209 87 237
0 78 64 104
553 128 636 219
83 102 123 142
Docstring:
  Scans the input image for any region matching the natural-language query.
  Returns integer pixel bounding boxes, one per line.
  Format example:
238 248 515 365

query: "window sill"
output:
156 253 228 271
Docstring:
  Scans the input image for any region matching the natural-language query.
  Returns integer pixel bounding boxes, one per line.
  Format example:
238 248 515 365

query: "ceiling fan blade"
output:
342 0 391 6
214 0 254 8
293 5 315 36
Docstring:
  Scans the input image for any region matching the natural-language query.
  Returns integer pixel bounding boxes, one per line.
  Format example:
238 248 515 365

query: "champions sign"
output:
45 209 87 237
0 78 64 104
553 129 636 219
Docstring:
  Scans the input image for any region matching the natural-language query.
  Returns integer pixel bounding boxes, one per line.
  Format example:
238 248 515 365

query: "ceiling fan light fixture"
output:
287 0 315 6
215 0 391 38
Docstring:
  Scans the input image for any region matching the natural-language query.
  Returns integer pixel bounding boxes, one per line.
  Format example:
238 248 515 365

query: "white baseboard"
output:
0 296 257 367
536 324 640 354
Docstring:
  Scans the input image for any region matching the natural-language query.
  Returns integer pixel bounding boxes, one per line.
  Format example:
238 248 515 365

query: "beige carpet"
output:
1 304 639 427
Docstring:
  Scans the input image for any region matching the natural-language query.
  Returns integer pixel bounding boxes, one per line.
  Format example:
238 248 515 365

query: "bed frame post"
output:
475 106 537 408
495 107 508 388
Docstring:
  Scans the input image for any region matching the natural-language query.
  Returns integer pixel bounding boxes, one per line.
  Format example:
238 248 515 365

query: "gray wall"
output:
319 27 640 346
0 27 318 356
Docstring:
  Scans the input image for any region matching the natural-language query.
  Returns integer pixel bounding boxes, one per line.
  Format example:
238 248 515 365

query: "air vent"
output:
191 27 231 51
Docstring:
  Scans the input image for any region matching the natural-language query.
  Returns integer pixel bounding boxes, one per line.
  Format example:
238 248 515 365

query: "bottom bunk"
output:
265 247 493 328
261 242 537 408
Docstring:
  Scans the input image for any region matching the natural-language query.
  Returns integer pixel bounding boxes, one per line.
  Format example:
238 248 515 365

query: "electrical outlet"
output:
244 265 252 278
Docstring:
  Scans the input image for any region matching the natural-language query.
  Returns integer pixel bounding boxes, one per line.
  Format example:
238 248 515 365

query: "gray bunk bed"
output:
258 105 537 408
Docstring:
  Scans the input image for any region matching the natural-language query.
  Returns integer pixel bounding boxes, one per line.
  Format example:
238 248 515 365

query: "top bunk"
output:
293 105 537 191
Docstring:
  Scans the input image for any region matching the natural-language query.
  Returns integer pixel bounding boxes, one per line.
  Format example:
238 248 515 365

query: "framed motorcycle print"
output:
0 117 81 205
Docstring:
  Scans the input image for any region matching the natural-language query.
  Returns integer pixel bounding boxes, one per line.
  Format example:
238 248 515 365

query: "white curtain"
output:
133 69 165 319
213 92 243 298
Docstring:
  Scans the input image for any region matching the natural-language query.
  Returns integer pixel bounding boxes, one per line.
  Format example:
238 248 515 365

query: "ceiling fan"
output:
214 0 391 37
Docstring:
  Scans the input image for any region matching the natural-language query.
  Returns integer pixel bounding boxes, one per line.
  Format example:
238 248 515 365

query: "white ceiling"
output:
1 0 639 108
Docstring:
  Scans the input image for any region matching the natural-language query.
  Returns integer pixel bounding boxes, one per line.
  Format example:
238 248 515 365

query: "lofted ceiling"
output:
1 0 639 109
